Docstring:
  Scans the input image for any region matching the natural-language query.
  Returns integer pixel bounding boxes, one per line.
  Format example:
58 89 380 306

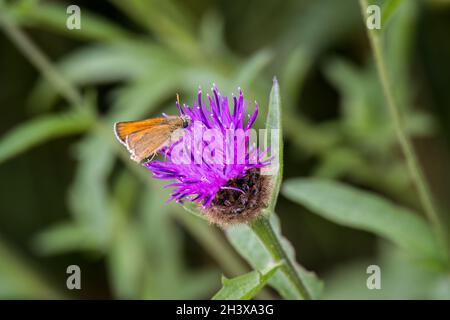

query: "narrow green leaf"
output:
212 263 281 300
33 223 101 255
265 77 283 212
282 178 443 263
381 0 404 28
108 222 146 299
45 130 110 255
226 214 322 299
281 46 313 112
199 10 226 57
384 0 418 113
68 133 115 246
0 109 93 164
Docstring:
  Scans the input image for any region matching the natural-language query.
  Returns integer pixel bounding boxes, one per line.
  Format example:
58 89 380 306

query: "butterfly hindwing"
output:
126 124 174 163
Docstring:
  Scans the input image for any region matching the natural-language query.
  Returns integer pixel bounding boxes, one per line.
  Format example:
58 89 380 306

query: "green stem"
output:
359 0 448 258
0 10 83 106
249 215 312 300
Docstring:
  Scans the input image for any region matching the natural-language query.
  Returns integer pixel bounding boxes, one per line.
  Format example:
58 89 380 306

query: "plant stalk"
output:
359 0 448 258
250 215 312 300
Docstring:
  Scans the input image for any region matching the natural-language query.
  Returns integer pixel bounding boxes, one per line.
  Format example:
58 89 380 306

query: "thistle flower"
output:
146 85 272 226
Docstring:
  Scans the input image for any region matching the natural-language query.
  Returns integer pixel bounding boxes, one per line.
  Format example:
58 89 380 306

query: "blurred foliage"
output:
0 0 450 299
283 178 445 267
212 263 281 300
227 214 323 299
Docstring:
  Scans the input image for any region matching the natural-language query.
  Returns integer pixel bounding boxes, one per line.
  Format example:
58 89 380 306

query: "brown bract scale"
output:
201 168 272 227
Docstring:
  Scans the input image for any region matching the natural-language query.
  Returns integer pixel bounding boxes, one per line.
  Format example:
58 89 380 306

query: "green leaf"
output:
384 0 419 112
0 109 93 164
212 263 281 300
68 133 116 247
226 214 322 299
36 131 115 256
381 0 404 28
281 46 313 111
199 10 226 58
108 221 146 299
282 178 443 264
265 77 283 212
33 223 101 255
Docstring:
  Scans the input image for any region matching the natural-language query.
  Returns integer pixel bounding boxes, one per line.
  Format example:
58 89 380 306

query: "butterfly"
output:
114 114 191 164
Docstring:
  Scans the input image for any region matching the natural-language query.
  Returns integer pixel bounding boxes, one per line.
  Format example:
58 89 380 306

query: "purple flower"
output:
146 85 272 225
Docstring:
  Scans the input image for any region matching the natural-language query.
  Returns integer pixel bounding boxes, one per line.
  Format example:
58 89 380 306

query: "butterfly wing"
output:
125 124 173 163
114 118 167 145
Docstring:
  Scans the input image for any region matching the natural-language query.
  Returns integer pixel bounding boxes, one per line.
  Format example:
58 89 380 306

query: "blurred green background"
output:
1 0 450 299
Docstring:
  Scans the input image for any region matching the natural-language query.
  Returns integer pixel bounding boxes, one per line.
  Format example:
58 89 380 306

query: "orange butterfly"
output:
114 114 191 164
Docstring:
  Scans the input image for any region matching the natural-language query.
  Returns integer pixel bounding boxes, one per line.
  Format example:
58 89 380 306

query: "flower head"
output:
146 85 272 225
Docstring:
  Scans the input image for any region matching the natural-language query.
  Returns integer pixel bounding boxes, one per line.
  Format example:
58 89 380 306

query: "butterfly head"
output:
181 115 191 128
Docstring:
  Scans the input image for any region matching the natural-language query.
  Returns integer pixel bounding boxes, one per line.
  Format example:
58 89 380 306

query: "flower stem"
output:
249 215 312 300
359 0 448 258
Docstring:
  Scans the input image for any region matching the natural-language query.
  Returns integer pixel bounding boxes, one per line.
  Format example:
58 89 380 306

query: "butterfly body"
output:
114 115 190 164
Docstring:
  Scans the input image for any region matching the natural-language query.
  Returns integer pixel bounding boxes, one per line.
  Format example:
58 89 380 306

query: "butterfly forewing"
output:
114 118 167 145
114 116 187 164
